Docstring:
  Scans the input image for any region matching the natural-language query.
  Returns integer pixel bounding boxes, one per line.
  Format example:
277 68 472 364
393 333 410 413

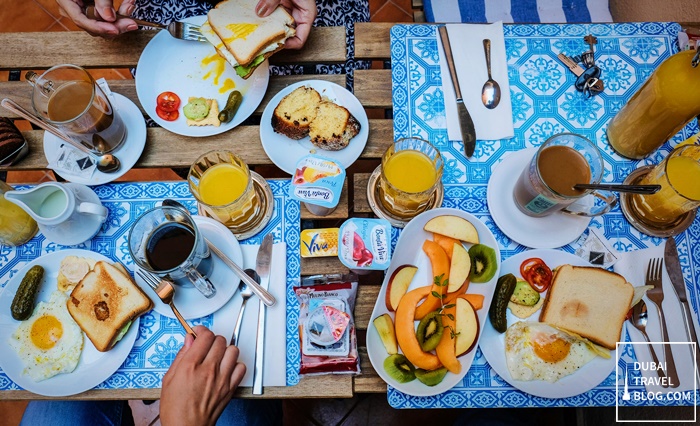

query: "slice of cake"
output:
271 86 321 139
308 101 361 151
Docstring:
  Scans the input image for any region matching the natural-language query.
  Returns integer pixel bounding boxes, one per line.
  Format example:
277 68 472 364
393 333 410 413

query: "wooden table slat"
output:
353 173 372 213
355 284 380 331
354 347 386 393
354 22 396 60
353 69 393 108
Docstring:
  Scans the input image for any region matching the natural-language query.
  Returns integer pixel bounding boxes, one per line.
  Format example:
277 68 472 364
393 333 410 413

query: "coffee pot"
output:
4 181 107 245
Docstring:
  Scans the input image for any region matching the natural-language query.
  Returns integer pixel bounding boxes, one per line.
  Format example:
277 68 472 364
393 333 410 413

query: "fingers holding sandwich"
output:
256 0 317 50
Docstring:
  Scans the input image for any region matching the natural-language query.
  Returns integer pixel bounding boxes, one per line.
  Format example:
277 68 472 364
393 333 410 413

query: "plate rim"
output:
366 207 501 397
478 248 616 399
0 248 140 397
259 79 370 175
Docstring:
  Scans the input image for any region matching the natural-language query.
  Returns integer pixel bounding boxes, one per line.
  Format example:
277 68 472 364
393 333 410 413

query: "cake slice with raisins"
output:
308 101 361 151
271 86 321 139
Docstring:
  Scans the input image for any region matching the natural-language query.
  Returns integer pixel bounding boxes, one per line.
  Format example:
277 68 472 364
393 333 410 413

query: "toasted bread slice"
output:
308 101 361 151
272 86 322 139
208 0 295 67
58 256 97 292
539 265 633 350
68 261 153 352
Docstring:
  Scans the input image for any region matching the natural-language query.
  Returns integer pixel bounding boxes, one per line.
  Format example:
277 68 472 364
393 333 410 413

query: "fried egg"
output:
505 321 597 383
9 291 83 382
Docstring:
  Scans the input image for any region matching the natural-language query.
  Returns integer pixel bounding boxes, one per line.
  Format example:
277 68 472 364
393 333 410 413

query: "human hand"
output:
56 0 138 38
160 326 246 426
255 0 318 49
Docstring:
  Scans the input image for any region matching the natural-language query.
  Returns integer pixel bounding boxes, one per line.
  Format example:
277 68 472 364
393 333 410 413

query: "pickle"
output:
218 90 243 123
11 265 44 320
489 273 516 333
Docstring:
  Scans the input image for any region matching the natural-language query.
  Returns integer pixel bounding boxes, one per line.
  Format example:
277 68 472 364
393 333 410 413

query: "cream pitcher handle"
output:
78 202 108 221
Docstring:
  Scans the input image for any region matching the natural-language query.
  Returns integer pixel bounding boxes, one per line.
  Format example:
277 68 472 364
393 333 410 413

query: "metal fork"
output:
86 6 206 42
646 258 679 387
136 269 197 338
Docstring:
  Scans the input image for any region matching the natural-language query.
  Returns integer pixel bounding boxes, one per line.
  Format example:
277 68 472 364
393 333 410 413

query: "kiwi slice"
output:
383 354 416 383
468 244 498 283
416 310 444 352
415 367 448 386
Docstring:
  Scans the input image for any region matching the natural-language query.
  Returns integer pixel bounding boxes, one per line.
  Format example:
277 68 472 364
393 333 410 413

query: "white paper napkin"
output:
210 243 287 387
614 246 698 392
438 22 514 141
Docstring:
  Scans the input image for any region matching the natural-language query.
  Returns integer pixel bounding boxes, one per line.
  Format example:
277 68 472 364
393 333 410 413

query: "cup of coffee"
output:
128 206 216 298
513 133 617 217
28 64 126 154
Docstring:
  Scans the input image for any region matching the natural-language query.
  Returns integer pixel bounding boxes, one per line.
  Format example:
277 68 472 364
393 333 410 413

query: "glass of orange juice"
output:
630 145 700 225
188 150 261 232
378 138 443 218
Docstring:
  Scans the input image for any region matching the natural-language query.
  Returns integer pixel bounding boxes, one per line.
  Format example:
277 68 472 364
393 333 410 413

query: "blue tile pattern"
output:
0 180 301 391
390 23 700 408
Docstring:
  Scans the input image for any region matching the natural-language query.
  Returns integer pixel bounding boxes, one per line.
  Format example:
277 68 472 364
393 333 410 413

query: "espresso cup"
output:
128 206 216 298
513 133 617 217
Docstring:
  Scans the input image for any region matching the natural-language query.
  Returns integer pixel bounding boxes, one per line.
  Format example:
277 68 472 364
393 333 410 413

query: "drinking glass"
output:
188 150 261 231
630 145 700 224
128 206 215 298
0 181 38 246
377 138 443 218
28 64 126 153
513 133 617 217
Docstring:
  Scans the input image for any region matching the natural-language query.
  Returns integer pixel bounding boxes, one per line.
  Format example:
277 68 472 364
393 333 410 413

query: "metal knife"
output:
664 237 700 368
438 26 477 158
252 232 273 395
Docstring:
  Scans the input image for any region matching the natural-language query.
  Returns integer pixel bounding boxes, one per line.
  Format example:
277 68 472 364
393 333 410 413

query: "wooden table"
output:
0 22 397 400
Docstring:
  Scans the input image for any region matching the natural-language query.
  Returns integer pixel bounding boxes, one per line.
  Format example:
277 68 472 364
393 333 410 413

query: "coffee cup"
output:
512 133 617 217
128 206 216 298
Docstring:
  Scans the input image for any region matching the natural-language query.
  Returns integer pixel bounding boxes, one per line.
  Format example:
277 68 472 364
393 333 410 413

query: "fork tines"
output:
646 258 664 290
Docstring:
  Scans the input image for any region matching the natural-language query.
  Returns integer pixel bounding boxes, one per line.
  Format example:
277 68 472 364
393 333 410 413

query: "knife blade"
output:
252 232 273 395
438 26 477 158
664 237 700 368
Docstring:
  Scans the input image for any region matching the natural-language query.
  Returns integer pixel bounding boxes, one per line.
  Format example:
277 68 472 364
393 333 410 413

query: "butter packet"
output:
301 228 339 258
289 155 346 216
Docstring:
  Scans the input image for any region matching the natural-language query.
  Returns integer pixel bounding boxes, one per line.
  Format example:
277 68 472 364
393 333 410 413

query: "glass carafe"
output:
0 181 38 246
606 50 700 159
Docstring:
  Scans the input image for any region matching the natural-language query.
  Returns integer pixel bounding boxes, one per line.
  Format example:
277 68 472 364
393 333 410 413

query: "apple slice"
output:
385 265 418 311
448 243 471 292
454 297 480 357
424 215 479 244
373 314 398 355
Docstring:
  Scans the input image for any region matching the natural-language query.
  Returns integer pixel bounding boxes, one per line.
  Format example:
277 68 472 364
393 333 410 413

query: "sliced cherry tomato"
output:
520 257 552 293
156 106 179 121
156 92 180 113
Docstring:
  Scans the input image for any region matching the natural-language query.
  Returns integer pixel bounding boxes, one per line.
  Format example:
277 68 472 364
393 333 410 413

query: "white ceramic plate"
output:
135 15 269 137
487 149 591 249
134 216 242 320
366 208 501 397
259 80 370 175
479 249 616 398
43 94 147 186
0 249 139 397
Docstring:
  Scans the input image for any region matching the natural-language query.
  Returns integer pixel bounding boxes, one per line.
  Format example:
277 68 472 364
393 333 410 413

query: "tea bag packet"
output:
95 78 119 114
48 143 97 179
295 274 360 375
574 227 620 268
289 155 345 216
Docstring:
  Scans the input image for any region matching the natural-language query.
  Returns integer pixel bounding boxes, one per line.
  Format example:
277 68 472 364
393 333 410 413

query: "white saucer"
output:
39 183 106 246
487 148 591 249
43 93 147 186
134 216 242 320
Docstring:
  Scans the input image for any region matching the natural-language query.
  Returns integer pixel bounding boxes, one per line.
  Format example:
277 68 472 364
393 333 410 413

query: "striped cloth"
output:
424 0 612 23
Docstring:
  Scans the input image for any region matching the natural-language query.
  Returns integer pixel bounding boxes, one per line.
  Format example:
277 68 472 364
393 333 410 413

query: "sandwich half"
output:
68 261 153 352
203 0 296 79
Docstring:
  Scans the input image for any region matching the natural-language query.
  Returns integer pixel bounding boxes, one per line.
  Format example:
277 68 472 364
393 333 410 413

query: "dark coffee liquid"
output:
146 223 195 271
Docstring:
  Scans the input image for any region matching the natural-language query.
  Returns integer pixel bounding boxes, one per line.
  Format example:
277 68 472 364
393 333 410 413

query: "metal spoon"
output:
231 269 258 345
573 183 661 194
629 300 667 385
481 39 501 109
0 99 121 173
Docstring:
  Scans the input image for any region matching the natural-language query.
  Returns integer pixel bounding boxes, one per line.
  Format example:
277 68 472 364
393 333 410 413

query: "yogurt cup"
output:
289 155 345 216
338 218 392 272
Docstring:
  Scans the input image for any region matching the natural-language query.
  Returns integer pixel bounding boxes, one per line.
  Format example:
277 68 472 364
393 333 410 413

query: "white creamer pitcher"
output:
4 181 107 245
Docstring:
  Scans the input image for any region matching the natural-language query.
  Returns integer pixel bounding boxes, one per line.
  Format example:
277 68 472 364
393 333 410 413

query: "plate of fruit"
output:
367 208 501 396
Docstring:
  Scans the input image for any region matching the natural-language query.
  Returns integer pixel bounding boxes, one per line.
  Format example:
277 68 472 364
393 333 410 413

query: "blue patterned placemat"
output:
0 180 301 391
389 23 700 408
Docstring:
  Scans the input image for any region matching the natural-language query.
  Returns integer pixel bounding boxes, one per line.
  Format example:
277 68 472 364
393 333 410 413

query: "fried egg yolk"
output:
30 315 63 350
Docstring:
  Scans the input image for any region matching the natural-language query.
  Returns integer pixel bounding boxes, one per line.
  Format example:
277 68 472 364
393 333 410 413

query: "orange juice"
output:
632 145 700 223
607 50 700 159
384 150 438 193
199 163 248 206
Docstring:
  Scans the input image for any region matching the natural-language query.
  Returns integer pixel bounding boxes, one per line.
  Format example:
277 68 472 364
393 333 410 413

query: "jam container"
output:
338 218 392 272
300 228 339 258
289 155 345 216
